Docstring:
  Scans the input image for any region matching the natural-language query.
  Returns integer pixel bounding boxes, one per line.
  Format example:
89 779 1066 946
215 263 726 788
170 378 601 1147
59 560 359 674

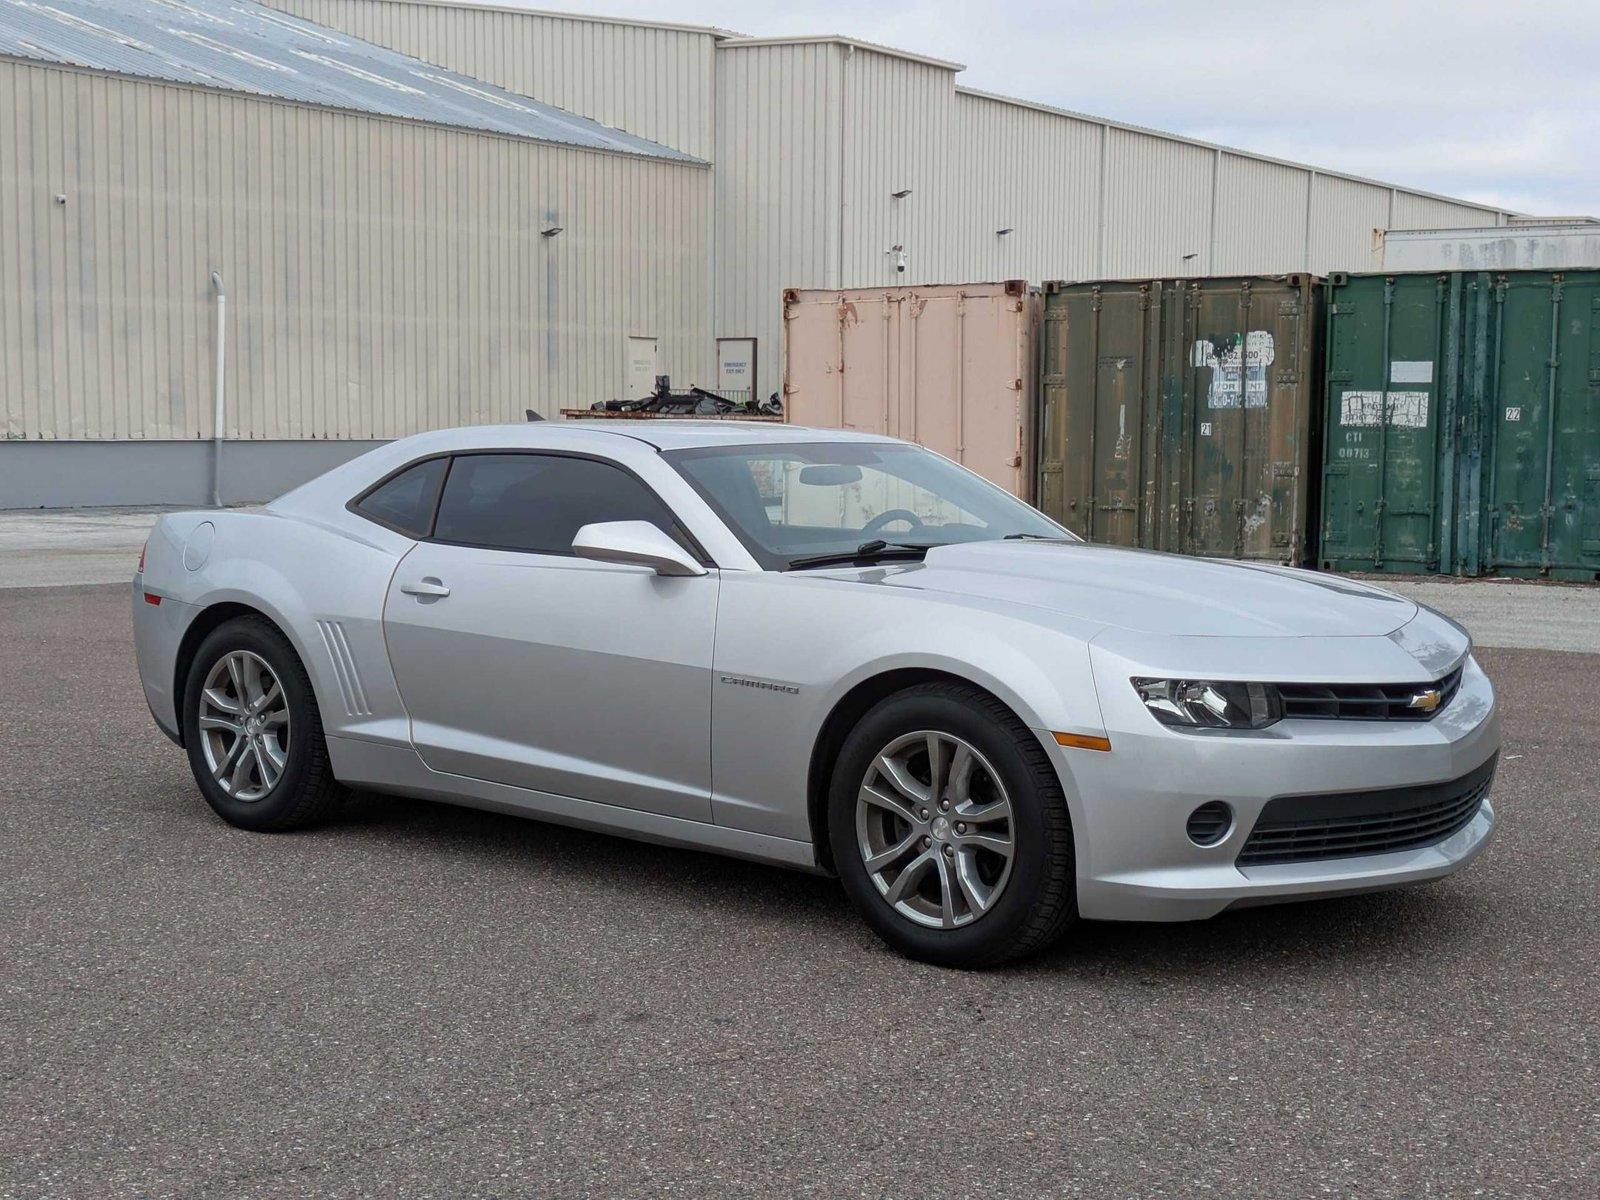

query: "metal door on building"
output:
626 335 659 401
715 337 757 407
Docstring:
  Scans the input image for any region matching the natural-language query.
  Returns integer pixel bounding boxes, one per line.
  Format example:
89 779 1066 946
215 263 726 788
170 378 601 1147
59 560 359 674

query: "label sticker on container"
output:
1505 406 1523 422
1387 391 1429 428
1200 422 1213 436
1390 360 1434 384
1341 390 1428 427
1340 391 1383 426
1191 331 1275 408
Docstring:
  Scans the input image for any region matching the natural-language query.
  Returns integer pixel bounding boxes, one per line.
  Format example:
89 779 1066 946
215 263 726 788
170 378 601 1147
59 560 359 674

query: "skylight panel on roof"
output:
412 71 545 117
148 0 234 24
170 28 288 71
245 7 345 45
294 50 424 95
20 2 155 51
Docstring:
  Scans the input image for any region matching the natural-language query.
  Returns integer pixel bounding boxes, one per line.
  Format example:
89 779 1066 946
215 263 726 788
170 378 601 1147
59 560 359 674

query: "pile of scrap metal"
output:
588 376 783 417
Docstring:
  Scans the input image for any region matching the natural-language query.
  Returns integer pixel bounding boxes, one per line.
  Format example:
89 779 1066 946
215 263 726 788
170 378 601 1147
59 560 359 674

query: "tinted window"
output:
431 453 683 555
354 457 447 537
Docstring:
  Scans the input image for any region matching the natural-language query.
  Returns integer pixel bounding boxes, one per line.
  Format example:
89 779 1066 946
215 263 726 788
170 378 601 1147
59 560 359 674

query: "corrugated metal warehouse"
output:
0 0 711 505
1 0 1514 507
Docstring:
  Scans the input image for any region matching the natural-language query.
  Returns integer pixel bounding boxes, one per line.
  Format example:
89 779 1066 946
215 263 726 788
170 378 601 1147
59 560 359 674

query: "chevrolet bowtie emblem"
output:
1406 689 1442 712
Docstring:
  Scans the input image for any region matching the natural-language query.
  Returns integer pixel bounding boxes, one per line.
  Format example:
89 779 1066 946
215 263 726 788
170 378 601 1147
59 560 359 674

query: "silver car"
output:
132 423 1499 967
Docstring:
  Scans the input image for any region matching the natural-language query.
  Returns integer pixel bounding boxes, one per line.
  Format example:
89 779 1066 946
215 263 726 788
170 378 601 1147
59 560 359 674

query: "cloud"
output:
509 0 1600 215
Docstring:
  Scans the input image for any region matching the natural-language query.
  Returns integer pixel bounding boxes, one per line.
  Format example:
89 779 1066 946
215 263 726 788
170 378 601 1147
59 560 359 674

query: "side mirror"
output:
572 521 707 577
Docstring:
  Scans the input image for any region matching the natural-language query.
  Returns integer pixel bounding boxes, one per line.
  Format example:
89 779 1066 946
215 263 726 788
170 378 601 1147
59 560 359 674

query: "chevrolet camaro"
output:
133 423 1499 967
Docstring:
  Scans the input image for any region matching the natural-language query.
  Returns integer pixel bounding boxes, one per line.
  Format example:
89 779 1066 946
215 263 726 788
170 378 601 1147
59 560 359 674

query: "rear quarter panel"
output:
136 508 413 750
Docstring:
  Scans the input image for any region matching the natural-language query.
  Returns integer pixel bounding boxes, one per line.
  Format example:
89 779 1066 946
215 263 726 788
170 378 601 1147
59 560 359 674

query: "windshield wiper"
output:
786 539 931 571
1003 532 1062 540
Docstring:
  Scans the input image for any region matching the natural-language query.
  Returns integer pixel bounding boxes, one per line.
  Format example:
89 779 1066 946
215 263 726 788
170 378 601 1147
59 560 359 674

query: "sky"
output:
508 0 1599 217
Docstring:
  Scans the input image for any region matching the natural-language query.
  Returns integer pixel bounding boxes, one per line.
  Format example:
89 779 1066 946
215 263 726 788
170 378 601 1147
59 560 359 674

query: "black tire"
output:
828 681 1077 968
180 615 347 831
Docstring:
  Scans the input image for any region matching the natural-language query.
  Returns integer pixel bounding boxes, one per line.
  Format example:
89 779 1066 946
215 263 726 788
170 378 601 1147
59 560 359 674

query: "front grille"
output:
1237 753 1495 867
1276 662 1464 722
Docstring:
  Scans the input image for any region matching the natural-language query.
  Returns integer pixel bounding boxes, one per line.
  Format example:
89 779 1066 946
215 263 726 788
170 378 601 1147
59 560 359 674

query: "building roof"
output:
0 0 703 162
716 34 964 72
313 0 737 38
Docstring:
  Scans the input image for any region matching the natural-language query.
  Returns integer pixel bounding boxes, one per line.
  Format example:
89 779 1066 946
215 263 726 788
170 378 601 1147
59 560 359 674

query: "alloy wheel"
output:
855 730 1016 929
198 650 291 802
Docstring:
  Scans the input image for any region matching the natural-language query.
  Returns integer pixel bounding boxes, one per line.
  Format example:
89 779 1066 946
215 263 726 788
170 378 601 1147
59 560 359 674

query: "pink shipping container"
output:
781 282 1039 499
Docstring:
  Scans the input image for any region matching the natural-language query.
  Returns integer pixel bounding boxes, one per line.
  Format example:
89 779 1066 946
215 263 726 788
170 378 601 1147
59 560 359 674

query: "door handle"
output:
400 577 451 598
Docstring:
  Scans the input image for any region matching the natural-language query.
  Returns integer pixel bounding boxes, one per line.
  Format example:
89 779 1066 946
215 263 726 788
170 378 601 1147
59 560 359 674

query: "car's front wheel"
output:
828 681 1077 967
180 615 346 831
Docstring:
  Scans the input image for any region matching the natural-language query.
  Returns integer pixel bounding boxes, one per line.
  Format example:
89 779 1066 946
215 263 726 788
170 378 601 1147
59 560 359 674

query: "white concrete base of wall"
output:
0 440 388 509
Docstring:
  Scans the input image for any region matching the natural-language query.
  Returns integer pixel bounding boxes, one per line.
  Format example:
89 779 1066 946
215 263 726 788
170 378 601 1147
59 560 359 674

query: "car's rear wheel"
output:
828 681 1077 967
180 616 346 831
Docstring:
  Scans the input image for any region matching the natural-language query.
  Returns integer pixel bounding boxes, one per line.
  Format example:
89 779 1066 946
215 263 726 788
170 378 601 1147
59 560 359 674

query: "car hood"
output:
852 541 1418 638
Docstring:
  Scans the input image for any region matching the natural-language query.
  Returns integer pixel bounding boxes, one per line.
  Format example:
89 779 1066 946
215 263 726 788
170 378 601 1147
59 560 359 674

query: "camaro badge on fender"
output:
719 675 800 696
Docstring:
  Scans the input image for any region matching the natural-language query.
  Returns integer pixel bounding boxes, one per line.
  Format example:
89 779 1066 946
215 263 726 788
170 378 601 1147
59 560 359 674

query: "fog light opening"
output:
1186 801 1233 847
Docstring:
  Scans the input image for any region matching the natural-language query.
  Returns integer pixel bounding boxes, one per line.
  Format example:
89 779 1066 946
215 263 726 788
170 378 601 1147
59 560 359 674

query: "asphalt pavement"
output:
0 585 1595 1198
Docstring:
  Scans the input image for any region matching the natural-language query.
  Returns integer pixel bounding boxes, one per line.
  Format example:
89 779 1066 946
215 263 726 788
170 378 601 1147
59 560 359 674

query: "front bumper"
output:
1060 650 1500 922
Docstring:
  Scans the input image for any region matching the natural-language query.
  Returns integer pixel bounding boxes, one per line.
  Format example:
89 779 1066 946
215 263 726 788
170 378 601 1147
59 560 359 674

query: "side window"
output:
431 453 685 555
353 457 448 537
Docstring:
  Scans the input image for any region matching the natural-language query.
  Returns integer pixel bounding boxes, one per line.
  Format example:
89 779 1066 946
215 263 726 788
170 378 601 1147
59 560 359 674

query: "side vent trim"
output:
316 619 371 716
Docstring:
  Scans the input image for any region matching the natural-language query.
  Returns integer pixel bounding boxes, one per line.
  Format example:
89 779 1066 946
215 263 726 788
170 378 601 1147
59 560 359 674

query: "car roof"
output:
560 420 897 450
391 421 900 453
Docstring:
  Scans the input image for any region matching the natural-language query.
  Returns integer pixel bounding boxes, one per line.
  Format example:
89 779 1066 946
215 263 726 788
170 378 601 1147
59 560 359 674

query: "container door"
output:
1453 274 1496 576
1319 274 1451 573
1178 277 1317 562
1036 283 1158 544
782 292 845 430
1483 270 1600 578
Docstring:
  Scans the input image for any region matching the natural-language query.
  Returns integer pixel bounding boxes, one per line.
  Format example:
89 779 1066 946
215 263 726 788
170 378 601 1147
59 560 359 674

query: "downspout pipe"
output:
210 271 227 508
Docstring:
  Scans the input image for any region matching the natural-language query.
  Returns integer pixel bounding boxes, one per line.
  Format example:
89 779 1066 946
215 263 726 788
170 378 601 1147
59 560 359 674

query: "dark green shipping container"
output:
1037 275 1322 563
1319 270 1600 579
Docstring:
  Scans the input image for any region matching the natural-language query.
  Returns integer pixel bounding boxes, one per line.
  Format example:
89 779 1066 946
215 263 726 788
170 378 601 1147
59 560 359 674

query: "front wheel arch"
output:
806 668 1064 875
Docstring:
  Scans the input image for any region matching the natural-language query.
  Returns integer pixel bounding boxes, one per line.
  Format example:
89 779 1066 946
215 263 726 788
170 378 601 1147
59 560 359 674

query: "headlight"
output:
1132 678 1282 730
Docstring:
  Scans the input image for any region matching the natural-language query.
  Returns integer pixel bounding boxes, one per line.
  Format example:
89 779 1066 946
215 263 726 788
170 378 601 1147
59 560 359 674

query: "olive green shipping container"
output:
1318 270 1600 580
1037 275 1322 563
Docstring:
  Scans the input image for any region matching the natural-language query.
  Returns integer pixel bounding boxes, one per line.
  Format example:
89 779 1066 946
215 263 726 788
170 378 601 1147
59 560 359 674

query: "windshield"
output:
664 441 1073 570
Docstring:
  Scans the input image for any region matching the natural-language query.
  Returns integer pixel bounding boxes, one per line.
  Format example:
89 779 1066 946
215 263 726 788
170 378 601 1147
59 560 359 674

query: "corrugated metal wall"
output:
1100 128 1216 279
1213 155 1309 275
260 0 718 159
713 41 843 406
1390 191 1499 231
948 91 1101 283
0 59 711 441
838 48 956 286
1309 174 1394 270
